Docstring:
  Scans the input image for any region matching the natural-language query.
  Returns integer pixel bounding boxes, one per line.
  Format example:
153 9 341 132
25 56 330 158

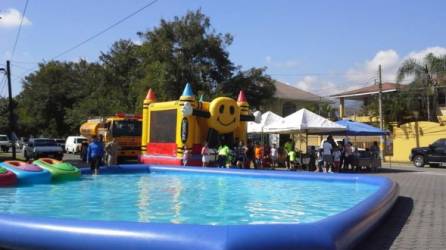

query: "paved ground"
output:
356 165 446 250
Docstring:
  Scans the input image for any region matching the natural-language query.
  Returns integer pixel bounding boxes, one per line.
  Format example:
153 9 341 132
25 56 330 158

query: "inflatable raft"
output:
0 166 17 187
33 158 81 181
0 161 51 185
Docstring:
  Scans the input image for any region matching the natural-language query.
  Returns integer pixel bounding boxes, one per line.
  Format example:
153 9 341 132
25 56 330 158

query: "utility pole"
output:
378 65 384 161
6 61 16 159
378 65 383 129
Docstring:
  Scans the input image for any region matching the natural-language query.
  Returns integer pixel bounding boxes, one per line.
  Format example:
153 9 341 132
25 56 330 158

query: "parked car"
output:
0 134 11 152
410 138 446 167
54 138 66 152
65 136 87 154
23 138 64 161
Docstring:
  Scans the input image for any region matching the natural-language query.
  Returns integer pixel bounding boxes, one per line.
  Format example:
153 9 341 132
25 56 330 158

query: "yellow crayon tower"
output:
141 88 156 154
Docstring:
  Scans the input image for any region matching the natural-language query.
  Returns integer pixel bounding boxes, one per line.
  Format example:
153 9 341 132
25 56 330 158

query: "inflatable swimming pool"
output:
0 161 51 185
33 158 80 181
0 166 17 187
0 165 398 249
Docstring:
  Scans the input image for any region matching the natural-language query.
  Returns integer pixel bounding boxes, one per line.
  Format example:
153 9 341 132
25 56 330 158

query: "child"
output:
201 142 210 167
332 147 341 172
315 149 324 172
183 145 190 166
288 149 297 170
270 144 278 168
254 143 263 169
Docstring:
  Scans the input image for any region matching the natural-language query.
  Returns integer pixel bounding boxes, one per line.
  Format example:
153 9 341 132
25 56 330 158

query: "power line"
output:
11 0 159 81
10 0 30 60
52 0 159 60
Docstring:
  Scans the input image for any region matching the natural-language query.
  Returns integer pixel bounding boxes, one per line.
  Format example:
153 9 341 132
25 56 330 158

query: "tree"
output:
397 53 446 121
218 68 276 109
17 10 276 137
99 40 143 113
135 10 235 102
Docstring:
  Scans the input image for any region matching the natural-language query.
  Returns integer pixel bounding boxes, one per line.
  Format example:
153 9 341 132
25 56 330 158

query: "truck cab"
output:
80 114 142 162
410 138 446 167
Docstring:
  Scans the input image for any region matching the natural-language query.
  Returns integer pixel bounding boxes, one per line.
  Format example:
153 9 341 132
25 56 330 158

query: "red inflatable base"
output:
0 170 17 186
140 154 182 166
139 154 202 167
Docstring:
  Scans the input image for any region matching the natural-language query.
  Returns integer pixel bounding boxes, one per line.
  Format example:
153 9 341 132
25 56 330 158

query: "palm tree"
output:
397 53 446 121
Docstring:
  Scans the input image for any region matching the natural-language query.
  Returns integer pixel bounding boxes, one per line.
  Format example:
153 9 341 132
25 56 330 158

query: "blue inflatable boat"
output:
0 161 51 185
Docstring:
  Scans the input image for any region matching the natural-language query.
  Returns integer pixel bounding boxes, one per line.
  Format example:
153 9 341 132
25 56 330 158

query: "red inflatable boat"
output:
0 166 17 186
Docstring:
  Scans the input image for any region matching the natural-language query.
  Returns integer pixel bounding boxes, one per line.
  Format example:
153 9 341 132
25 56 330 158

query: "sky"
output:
1 0 446 97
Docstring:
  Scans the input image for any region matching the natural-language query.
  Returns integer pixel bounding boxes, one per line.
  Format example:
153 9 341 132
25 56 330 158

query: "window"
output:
433 139 446 147
33 139 57 146
111 120 142 137
150 110 177 143
282 102 296 116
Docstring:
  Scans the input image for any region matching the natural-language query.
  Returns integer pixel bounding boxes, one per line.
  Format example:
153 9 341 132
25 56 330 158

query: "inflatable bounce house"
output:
140 83 256 166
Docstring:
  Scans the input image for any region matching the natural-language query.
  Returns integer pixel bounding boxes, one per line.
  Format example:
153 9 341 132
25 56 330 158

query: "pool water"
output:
0 171 378 225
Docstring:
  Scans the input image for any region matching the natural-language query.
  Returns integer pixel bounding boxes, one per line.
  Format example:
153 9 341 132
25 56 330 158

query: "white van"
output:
65 136 87 154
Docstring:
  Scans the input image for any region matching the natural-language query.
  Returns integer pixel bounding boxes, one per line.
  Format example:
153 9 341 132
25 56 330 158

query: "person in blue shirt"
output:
87 136 104 175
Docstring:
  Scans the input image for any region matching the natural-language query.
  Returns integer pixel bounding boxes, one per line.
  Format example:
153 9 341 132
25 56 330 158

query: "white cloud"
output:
0 8 32 28
292 75 360 96
345 46 446 84
132 38 143 46
265 56 300 69
345 49 400 83
406 46 446 61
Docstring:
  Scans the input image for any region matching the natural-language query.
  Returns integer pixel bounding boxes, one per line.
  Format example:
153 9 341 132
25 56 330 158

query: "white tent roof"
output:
264 108 346 134
247 111 283 133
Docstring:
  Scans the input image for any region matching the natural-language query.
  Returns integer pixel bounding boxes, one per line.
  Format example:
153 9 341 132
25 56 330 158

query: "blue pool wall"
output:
0 165 399 250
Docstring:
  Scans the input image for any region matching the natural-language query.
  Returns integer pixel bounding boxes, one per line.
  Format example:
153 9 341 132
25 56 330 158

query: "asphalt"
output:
356 165 446 250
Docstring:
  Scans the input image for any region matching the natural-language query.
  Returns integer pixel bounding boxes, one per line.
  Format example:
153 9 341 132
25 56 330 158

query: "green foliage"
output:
218 67 276 109
13 10 276 137
0 98 10 133
396 53 446 121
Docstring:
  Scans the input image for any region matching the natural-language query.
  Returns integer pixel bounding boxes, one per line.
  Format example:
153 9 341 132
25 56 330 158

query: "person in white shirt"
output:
322 137 333 172
270 144 278 168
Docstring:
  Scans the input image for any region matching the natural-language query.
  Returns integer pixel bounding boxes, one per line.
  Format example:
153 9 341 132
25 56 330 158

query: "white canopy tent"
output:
265 108 346 134
247 111 283 133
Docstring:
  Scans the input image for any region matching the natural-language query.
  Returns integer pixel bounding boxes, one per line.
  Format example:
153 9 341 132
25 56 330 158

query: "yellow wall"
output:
391 121 446 162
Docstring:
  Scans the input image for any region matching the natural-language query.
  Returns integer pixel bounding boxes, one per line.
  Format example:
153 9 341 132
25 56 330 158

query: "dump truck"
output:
79 113 142 162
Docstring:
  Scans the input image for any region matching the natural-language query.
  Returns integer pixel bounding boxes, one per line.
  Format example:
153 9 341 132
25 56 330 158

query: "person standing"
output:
87 136 104 175
235 141 247 168
254 143 263 169
201 142 210 167
322 137 333 172
270 144 278 168
105 138 120 166
343 142 353 170
182 145 191 166
217 144 229 168
332 147 341 172
246 141 255 169
288 148 297 170
284 139 293 169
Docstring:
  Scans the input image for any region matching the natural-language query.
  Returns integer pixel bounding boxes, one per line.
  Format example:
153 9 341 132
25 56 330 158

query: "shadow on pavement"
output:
355 196 414 250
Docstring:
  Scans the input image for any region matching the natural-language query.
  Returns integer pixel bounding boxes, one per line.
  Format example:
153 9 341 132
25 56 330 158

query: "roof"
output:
273 80 324 102
330 82 401 99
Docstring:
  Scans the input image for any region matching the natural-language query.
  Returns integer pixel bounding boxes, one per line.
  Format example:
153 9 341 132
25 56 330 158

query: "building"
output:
330 82 401 120
267 80 326 116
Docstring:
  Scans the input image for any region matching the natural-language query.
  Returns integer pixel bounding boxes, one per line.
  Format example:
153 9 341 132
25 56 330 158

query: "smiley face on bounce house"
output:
140 83 257 166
